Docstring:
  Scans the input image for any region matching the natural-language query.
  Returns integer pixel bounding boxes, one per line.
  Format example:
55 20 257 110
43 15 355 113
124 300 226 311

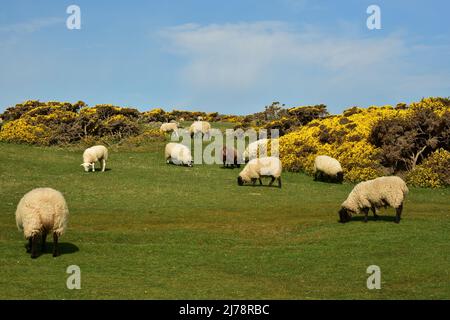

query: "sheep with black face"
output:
237 156 282 188
338 176 408 223
313 155 343 183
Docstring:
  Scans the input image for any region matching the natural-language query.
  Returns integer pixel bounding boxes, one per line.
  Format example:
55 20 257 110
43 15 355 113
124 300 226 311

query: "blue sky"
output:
0 0 449 114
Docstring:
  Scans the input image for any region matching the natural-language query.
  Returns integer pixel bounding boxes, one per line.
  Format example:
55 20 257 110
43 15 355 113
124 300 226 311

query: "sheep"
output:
189 121 211 138
160 122 179 138
222 146 241 168
237 156 282 188
338 176 409 224
243 138 279 161
313 155 344 183
15 188 69 258
81 145 108 172
165 143 193 167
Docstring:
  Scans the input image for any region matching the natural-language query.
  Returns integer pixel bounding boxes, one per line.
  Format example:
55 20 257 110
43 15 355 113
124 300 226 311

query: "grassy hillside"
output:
0 141 448 299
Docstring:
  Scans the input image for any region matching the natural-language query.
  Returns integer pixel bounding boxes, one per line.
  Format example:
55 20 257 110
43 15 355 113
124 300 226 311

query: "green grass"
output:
0 141 449 299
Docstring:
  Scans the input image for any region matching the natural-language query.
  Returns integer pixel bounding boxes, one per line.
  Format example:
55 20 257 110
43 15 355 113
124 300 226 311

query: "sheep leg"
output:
269 176 275 186
30 235 39 259
363 208 369 223
91 163 95 172
371 206 379 220
102 159 106 172
26 238 32 253
42 232 47 251
278 177 282 188
395 203 403 224
251 178 256 185
259 178 263 185
52 232 60 257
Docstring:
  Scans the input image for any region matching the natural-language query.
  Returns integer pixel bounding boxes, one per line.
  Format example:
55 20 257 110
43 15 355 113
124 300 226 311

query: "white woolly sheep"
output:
243 138 279 161
339 176 409 224
165 143 193 167
189 121 211 138
160 122 179 138
15 188 69 258
313 155 344 183
81 145 108 172
238 156 282 188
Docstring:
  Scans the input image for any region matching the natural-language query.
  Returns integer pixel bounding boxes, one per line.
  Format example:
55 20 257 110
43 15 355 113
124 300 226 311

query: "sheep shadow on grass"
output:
23 242 79 258
342 215 399 223
86 168 112 173
220 165 240 170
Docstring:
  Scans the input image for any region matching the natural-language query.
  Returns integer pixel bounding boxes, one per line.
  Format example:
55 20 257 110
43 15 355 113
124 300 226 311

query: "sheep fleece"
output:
165 143 192 165
16 188 69 238
189 121 211 134
240 156 282 180
160 123 178 132
83 145 108 164
314 155 342 176
342 176 408 212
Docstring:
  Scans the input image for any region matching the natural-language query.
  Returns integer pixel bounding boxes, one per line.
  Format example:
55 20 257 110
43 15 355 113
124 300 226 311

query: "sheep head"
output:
80 163 91 172
338 207 353 223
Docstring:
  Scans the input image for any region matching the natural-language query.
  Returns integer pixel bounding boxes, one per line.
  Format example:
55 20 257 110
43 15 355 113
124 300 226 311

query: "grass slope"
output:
0 141 449 299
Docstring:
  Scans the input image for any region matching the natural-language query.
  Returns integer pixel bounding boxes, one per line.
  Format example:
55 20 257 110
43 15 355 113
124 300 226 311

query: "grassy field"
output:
0 139 449 299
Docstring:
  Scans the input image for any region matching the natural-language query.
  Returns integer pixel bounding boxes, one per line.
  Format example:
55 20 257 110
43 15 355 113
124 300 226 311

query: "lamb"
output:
243 138 279 161
338 176 409 224
313 155 344 183
222 146 241 168
15 188 69 258
165 143 193 167
160 122 179 138
81 145 108 172
237 156 282 188
189 121 211 138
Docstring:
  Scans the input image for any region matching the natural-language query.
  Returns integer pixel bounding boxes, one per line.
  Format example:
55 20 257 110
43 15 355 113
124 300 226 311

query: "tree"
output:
369 109 450 171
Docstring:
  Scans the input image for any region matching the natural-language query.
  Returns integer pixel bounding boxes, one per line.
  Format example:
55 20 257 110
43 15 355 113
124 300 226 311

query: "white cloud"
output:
0 17 63 34
159 21 407 93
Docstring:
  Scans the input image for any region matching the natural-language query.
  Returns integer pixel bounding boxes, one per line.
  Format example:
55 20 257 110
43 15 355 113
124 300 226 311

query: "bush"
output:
370 101 450 172
279 106 398 182
406 149 450 188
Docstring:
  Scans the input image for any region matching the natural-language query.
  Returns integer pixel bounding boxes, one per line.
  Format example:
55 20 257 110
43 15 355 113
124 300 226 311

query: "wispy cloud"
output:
159 21 407 94
0 17 64 34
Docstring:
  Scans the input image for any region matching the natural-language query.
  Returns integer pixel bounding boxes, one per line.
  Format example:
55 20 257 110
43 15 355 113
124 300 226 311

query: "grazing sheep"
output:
81 145 108 172
243 138 279 161
15 188 69 258
165 143 193 167
160 122 179 138
237 156 282 188
313 155 344 183
338 176 409 224
222 146 241 168
189 121 211 138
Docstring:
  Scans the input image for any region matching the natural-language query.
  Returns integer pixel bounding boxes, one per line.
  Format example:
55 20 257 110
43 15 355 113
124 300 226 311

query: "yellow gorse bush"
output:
279 106 408 182
406 149 450 188
0 118 50 144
